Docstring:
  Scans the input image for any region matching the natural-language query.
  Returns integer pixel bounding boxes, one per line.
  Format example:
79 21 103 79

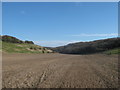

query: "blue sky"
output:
3 2 118 47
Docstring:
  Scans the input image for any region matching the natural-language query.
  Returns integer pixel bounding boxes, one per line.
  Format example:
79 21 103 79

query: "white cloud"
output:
71 33 118 37
34 40 80 47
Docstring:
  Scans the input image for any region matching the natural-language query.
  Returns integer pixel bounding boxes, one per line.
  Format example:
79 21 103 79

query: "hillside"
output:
52 37 120 54
0 35 53 53
1 35 34 44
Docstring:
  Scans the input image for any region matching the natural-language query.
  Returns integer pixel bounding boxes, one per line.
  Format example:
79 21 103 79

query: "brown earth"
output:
2 53 118 88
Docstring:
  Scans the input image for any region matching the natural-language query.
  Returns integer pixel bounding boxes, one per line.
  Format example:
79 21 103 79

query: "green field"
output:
1 41 52 53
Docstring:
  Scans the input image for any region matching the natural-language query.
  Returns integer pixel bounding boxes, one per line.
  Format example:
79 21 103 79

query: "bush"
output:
42 50 44 53
30 47 33 49
25 41 34 44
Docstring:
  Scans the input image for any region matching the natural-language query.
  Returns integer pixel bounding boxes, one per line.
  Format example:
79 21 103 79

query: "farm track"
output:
2 53 118 88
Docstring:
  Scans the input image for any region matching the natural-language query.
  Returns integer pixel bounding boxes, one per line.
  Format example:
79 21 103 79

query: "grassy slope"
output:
103 48 120 55
0 41 119 55
1 41 52 53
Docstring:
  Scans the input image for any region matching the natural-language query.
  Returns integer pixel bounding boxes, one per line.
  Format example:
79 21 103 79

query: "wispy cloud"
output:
71 33 118 37
34 40 80 47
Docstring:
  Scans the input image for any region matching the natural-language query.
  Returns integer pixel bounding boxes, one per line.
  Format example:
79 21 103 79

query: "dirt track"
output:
2 53 118 88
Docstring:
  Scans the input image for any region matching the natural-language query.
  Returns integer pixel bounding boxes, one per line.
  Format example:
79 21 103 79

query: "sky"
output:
2 2 118 47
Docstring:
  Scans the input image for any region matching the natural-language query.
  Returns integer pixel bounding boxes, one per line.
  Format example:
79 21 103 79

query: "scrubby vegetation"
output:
1 35 23 43
25 40 34 44
1 35 34 44
53 38 120 54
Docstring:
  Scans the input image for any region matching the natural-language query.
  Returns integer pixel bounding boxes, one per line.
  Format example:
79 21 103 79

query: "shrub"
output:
25 41 34 44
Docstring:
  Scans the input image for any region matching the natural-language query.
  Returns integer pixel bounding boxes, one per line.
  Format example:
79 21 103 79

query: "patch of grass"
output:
2 41 51 53
0 41 2 51
103 48 120 55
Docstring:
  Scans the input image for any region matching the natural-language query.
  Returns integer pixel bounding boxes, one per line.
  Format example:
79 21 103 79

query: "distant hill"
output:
1 35 34 44
0 35 53 53
52 38 120 54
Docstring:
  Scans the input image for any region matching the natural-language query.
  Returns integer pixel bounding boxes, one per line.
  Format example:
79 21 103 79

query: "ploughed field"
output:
2 53 118 88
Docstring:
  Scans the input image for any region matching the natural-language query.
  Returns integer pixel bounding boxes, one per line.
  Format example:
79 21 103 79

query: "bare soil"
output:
2 53 118 88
